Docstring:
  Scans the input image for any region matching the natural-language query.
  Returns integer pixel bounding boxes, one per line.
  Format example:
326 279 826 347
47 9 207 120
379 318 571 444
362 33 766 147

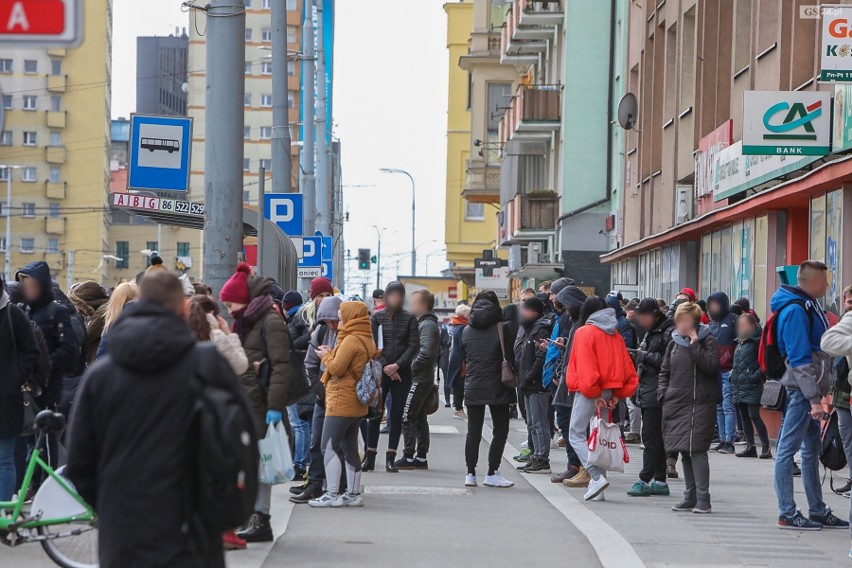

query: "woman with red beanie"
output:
220 263 294 544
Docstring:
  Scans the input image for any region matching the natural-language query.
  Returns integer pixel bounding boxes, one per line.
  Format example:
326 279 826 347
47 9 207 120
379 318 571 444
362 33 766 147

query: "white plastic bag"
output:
258 422 295 484
586 410 629 473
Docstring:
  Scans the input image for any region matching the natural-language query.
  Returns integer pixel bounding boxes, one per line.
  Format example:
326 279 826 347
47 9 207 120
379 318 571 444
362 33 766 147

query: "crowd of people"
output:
4 256 852 565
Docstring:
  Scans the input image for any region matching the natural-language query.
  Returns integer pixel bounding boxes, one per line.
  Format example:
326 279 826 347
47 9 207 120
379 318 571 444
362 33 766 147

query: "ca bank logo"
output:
762 100 822 142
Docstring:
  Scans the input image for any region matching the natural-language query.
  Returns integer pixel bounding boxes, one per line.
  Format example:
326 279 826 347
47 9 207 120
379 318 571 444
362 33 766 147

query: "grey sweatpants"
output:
525 392 551 460
681 450 710 505
322 416 362 495
568 390 612 480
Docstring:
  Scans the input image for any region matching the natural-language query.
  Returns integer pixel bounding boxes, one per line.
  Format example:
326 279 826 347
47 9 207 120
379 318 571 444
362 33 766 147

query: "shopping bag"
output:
587 409 629 473
258 422 295 484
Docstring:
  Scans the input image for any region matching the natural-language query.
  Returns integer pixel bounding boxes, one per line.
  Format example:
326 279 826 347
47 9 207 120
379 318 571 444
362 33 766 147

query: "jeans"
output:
737 403 769 448
836 407 852 479
465 404 510 476
0 437 16 501
288 405 312 469
639 406 666 483
555 404 582 469
308 403 326 483
569 390 612 480
715 371 736 443
525 392 551 460
402 382 432 458
774 388 828 518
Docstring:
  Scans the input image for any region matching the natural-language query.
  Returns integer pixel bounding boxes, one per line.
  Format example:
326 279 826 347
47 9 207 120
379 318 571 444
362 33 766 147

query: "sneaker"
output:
590 492 606 501
483 471 514 488
777 510 822 530
413 458 429 470
760 446 773 460
222 530 247 550
562 467 591 488
627 481 650 497
521 440 529 449
557 435 566 448
308 492 344 508
464 474 477 487
453 409 467 420
736 446 757 458
649 481 670 496
513 448 533 462
671 499 696 512
716 442 735 454
710 442 725 452
584 475 609 501
444 403 451 408
341 492 364 507
693 502 712 514
810 508 850 529
551 466 580 484
393 457 417 470
524 459 551 474
792 463 802 477
834 480 852 495
624 433 641 444
379 424 390 434
638 443 646 450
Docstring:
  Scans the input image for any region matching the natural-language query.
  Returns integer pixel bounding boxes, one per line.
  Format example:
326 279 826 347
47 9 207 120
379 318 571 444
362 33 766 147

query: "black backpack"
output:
821 411 848 472
45 301 87 377
189 343 259 532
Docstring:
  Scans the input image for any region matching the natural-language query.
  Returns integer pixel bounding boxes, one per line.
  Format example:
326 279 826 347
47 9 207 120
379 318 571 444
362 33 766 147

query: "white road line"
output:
483 423 646 568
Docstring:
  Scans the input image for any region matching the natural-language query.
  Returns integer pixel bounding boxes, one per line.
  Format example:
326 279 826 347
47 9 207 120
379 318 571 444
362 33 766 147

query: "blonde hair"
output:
104 282 138 331
296 299 318 329
674 301 703 323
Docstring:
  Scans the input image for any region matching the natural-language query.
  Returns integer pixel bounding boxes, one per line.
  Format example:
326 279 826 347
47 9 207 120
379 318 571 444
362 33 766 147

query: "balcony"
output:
45 217 65 235
47 74 66 93
46 146 66 164
463 158 501 204
46 111 66 129
500 191 559 245
45 181 66 200
500 20 546 66
498 84 562 145
518 0 564 30
499 0 561 65
460 32 502 68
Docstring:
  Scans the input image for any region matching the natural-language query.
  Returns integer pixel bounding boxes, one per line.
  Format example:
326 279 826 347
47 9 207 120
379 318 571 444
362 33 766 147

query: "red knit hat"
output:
219 262 252 304
679 287 697 302
310 277 333 299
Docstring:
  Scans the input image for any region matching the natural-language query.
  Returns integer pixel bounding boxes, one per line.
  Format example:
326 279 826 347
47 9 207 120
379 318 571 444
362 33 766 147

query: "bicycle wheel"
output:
38 521 99 568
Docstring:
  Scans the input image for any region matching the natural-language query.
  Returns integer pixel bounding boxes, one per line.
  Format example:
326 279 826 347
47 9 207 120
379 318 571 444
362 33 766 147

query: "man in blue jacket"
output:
707 291 738 454
772 260 848 531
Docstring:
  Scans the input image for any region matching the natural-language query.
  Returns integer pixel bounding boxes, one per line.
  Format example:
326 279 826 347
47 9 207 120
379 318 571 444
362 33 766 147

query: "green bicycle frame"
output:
0 446 95 531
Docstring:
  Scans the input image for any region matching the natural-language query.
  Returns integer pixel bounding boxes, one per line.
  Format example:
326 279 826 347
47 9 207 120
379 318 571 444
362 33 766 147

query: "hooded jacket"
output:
634 316 674 408
707 292 738 371
514 315 553 393
69 281 109 365
605 294 637 349
460 299 517 406
446 314 469 389
305 296 342 387
0 288 40 438
411 312 440 384
566 308 638 400
67 301 235 568
730 326 764 405
552 286 587 406
770 285 831 404
657 325 719 454
321 302 378 417
370 281 419 375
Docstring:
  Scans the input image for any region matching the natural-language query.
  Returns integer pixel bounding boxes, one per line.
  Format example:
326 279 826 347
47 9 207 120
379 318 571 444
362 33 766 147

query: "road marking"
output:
364 485 471 496
483 423 646 568
429 424 459 434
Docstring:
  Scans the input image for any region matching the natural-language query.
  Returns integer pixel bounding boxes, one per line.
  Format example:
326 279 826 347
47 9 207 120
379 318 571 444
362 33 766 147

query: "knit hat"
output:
635 297 661 315
679 287 697 302
310 277 333 299
522 297 545 316
549 277 572 297
219 262 252 304
317 295 342 322
385 280 405 298
282 290 303 310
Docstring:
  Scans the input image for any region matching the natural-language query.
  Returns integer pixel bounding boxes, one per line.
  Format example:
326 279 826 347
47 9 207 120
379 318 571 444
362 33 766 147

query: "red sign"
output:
0 0 78 45
112 192 159 211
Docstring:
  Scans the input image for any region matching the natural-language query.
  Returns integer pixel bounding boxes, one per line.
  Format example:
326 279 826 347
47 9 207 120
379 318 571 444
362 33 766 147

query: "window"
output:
245 28 253 41
0 237 5 252
22 167 37 182
0 167 8 180
115 241 129 268
20 238 35 253
23 60 37 74
260 158 271 170
288 61 295 76
244 61 252 74
465 202 485 221
244 93 251 107
49 167 60 183
0 131 11 146
288 91 296 108
50 95 61 111
50 59 62 76
261 61 272 75
23 95 37 110
48 202 60 217
259 126 272 139
260 93 273 107
21 203 35 218
49 131 61 146
243 126 251 139
262 0 269 8
243 190 251 202
47 238 59 254
0 59 11 73
2 95 11 109
23 131 37 146
262 28 271 42
243 158 250 171
287 25 297 43
177 242 190 257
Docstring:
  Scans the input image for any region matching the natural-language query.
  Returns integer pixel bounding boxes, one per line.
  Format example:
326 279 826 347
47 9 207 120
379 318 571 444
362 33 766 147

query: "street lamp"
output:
379 167 416 276
1 164 22 282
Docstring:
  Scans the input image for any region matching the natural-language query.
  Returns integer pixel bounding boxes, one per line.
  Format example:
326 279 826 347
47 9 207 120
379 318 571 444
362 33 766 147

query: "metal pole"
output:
66 250 74 291
203 0 245 296
409 175 416 276
376 235 382 290
257 166 266 275
300 16 316 236
4 173 11 282
314 0 330 235
271 0 292 194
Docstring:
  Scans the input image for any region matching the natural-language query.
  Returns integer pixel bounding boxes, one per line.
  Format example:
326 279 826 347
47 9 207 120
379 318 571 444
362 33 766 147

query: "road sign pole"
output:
203 0 245 296
300 16 316 236
315 1 330 236
271 0 292 194
257 166 266 276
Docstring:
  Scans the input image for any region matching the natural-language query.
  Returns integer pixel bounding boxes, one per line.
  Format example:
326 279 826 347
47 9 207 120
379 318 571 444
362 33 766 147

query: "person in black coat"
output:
438 325 451 405
458 291 517 488
67 271 238 568
0 276 40 501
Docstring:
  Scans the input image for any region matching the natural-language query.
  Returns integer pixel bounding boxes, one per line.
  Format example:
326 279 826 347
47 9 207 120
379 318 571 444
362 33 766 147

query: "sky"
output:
112 0 450 293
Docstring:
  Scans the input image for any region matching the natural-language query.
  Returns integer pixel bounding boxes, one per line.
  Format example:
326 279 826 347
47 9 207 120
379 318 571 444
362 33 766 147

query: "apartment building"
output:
136 33 189 116
0 0 112 287
603 1 852 319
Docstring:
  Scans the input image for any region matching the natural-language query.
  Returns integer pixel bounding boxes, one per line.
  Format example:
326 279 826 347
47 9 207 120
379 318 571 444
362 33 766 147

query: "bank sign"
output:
821 5 852 81
742 91 830 156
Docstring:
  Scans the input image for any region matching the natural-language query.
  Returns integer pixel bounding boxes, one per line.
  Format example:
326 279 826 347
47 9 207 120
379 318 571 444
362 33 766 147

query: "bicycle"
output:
0 410 98 568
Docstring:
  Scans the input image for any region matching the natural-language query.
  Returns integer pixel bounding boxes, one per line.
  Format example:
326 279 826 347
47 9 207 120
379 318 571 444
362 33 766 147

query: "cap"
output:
635 297 661 315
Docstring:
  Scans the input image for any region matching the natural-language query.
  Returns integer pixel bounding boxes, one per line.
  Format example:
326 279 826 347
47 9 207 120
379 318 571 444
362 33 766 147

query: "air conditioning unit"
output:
675 184 694 224
528 242 542 264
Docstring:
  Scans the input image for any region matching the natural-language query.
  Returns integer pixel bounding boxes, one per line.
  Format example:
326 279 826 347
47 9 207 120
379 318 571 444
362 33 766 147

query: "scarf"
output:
233 294 274 341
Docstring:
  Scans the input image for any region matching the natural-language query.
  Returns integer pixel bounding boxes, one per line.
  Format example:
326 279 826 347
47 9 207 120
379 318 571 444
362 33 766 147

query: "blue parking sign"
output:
128 114 193 192
265 194 303 237
321 260 333 281
298 236 323 267
315 231 333 261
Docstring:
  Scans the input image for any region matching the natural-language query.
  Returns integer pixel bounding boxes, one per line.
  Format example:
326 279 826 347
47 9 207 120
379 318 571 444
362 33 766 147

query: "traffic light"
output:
358 248 371 270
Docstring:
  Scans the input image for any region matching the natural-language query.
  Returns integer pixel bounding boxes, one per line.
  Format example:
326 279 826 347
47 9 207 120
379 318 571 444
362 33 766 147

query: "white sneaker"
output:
584 475 609 501
341 492 364 507
454 409 467 420
483 471 514 488
465 474 477 487
590 492 606 501
308 492 344 508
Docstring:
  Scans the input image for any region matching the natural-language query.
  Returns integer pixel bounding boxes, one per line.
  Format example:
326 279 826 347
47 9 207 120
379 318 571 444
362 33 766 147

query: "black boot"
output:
760 446 773 459
361 450 377 472
386 452 399 473
736 445 757 458
289 478 311 495
289 480 323 504
235 512 273 543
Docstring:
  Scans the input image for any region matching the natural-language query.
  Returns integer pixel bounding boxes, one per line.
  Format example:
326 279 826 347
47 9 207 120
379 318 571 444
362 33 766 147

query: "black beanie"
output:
523 297 545 316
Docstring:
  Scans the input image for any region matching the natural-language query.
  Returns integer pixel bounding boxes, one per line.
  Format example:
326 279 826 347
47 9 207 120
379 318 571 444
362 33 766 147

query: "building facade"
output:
136 33 189 116
0 0 113 287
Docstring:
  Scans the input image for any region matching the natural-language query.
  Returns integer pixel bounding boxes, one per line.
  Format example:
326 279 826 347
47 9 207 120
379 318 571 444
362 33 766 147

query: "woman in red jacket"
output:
565 296 638 502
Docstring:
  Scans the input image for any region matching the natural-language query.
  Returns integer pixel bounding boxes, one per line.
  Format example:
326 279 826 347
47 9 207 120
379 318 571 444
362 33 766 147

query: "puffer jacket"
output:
411 312 440 383
322 302 378 417
658 326 719 454
514 315 553 393
821 311 852 410
460 299 517 406
566 309 638 400
634 316 674 408
371 309 419 375
707 292 738 371
729 327 764 405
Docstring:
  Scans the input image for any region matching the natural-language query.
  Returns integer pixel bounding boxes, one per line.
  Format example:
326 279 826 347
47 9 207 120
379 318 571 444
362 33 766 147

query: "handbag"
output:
496 322 517 389
760 379 786 411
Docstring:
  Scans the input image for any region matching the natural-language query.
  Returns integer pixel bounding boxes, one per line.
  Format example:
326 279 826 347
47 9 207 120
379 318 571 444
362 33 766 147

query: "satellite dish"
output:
617 92 638 130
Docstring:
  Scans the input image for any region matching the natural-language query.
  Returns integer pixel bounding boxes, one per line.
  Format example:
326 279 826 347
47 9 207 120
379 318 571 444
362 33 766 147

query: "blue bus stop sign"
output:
128 114 193 192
